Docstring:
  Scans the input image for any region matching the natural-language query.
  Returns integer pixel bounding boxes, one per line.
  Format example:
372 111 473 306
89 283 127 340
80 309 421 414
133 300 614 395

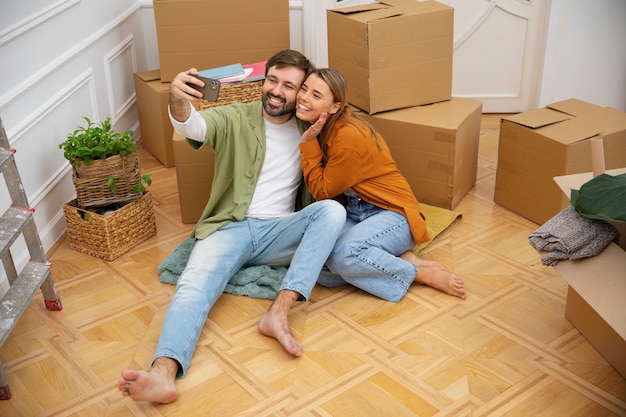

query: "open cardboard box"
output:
495 98 626 225
548 168 626 379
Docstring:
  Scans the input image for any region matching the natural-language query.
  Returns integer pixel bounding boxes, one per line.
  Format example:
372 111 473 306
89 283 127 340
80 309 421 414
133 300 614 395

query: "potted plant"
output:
59 116 151 208
59 116 157 261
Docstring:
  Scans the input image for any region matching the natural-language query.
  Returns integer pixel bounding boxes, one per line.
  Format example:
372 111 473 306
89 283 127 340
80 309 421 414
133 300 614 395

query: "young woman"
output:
297 68 466 302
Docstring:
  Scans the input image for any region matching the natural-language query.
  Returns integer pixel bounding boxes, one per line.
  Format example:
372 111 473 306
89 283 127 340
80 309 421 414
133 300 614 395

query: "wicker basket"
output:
72 152 143 208
63 192 157 261
194 79 263 111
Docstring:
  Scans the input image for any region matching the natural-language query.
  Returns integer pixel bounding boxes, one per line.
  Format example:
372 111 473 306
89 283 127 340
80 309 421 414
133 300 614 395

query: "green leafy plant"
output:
59 116 152 193
59 117 137 165
107 173 153 194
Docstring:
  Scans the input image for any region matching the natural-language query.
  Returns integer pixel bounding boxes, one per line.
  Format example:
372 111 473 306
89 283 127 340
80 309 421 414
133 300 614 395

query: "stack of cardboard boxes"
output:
327 0 483 210
137 0 484 223
134 0 290 221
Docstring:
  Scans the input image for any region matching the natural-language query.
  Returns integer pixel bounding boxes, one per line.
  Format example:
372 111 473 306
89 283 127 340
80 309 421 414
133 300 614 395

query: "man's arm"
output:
169 68 204 122
168 68 207 142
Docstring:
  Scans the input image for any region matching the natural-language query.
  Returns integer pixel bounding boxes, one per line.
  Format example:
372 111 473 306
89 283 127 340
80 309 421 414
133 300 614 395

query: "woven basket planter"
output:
72 152 143 208
63 191 157 261
194 80 262 111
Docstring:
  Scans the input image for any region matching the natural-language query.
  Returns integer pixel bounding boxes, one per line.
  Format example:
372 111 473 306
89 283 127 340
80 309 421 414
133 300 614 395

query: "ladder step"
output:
0 148 13 171
0 206 33 259
0 261 51 346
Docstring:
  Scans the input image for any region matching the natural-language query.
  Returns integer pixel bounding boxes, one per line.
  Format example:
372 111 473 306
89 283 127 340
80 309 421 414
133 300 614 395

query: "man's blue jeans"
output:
318 196 417 303
154 199 346 377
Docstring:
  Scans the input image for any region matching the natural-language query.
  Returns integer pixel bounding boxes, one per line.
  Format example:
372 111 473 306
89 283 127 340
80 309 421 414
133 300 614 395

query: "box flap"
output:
504 107 572 129
357 99 482 130
547 98 604 117
331 3 390 14
134 70 161 82
554 168 626 197
331 3 403 22
504 107 602 144
539 118 602 145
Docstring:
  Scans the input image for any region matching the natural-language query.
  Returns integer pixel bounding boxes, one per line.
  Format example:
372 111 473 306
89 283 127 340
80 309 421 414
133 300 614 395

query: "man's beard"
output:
262 93 295 118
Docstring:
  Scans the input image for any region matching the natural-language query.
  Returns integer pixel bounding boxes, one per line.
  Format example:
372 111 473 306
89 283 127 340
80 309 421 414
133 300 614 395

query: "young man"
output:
117 50 346 404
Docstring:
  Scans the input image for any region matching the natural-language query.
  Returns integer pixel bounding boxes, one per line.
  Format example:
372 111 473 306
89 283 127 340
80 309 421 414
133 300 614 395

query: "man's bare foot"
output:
400 251 466 299
258 290 303 357
117 358 179 403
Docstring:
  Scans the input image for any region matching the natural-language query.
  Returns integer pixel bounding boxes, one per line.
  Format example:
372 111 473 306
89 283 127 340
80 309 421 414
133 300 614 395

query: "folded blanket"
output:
158 238 286 300
529 206 620 266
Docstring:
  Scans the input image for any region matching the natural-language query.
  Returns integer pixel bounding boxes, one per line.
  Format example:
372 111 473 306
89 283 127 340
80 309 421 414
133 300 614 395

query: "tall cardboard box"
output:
154 0 289 82
173 132 215 224
134 70 174 167
357 98 483 209
327 0 453 114
495 98 626 225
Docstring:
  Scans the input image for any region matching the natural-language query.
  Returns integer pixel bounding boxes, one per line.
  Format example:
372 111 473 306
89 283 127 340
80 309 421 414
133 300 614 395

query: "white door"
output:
300 0 551 113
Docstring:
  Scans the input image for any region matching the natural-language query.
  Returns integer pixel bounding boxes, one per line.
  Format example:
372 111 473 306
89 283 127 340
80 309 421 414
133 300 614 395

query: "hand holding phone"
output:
187 76 220 102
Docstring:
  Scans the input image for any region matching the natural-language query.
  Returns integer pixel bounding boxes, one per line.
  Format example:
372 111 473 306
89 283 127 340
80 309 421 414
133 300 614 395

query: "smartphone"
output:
187 76 220 101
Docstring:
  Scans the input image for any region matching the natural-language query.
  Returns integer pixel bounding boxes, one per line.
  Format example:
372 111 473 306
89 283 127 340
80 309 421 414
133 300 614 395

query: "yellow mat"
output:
413 203 462 255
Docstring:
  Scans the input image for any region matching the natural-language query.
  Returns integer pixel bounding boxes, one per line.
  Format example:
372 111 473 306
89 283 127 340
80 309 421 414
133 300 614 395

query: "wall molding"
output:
0 1 142 112
0 0 80 47
8 69 98 206
104 34 138 124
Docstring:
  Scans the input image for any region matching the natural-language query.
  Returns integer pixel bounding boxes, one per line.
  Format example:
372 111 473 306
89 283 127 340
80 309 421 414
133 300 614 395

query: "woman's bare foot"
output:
400 251 450 272
400 251 466 299
258 290 303 357
414 266 466 299
117 358 179 403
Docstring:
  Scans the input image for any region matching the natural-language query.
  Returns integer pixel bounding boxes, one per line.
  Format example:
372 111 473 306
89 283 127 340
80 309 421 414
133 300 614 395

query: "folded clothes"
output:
529 206 620 266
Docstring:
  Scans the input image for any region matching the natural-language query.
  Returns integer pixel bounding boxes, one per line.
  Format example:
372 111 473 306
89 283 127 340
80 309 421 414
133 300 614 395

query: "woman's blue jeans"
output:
154 199 346 377
317 196 417 303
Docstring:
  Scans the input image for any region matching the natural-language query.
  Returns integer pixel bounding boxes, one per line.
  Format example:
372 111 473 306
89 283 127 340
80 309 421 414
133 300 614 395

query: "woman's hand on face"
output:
302 112 328 143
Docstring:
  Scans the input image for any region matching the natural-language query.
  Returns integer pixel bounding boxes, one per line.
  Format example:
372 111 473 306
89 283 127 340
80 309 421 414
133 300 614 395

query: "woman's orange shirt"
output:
299 111 430 245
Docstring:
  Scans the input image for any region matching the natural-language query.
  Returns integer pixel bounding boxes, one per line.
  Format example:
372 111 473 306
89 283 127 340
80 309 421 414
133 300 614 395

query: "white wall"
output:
539 0 626 111
0 0 157 295
0 0 624 295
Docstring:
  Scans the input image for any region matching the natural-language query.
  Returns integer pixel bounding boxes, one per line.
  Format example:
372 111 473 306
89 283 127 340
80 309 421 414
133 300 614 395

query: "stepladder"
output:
0 116 63 400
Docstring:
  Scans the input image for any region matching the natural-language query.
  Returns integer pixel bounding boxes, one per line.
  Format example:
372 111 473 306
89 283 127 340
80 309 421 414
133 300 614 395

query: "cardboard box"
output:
553 240 626 380
327 0 453 114
356 98 483 209
495 98 626 225
533 171 626 379
173 132 215 224
134 70 174 167
154 0 289 82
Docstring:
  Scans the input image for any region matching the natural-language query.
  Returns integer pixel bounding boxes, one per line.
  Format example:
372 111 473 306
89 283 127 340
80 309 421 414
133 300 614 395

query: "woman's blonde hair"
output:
311 68 381 163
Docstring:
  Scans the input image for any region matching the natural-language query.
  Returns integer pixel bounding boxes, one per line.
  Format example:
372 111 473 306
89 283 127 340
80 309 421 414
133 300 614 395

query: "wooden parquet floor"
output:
1 114 625 416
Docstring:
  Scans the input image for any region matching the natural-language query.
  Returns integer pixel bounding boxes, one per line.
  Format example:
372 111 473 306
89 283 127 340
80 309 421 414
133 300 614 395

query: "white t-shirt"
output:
247 117 302 218
169 104 302 219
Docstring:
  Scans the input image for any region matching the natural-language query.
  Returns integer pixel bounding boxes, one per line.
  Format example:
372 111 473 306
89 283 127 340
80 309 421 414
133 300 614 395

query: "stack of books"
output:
198 61 266 84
